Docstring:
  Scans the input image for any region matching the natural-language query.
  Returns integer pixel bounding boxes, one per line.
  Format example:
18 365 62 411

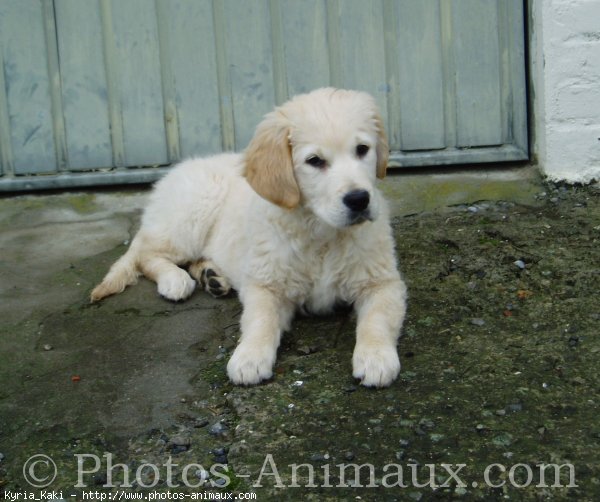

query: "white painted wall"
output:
532 0 600 183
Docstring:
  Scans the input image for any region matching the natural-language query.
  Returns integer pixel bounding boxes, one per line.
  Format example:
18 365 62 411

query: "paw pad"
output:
200 268 231 298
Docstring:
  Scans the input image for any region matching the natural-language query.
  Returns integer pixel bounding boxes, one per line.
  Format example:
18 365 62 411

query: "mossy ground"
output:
0 182 598 501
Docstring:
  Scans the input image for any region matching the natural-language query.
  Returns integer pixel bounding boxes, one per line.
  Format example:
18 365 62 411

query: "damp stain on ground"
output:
0 182 599 500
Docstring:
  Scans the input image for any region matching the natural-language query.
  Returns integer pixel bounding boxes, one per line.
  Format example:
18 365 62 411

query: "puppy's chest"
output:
292 241 359 312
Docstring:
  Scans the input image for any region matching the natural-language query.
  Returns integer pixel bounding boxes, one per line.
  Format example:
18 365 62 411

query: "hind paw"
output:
188 260 231 298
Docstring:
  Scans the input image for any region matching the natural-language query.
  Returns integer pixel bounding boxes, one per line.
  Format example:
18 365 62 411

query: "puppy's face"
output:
245 88 389 228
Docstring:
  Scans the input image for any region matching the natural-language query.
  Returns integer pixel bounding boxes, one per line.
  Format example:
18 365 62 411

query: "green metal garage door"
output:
0 0 528 191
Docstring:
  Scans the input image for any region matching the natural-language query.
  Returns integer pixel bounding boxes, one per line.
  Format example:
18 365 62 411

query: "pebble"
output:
467 206 478 213
344 451 355 461
212 477 227 487
212 447 229 463
514 260 526 270
196 469 210 481
429 433 444 443
506 403 523 413
43 344 53 351
0 452 4 462
471 318 486 326
395 450 406 461
170 445 188 455
310 453 330 462
399 439 410 447
209 421 228 436
213 454 228 464
194 417 209 428
495 409 506 416
170 435 191 447
418 418 435 430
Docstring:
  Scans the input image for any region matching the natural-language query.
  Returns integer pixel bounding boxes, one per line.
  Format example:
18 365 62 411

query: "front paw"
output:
157 270 196 301
227 343 276 385
352 344 400 387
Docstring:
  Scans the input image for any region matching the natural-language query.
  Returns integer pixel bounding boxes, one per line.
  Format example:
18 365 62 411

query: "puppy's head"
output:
244 88 389 227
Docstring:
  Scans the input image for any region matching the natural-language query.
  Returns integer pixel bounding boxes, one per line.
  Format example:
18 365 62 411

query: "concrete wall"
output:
532 0 600 183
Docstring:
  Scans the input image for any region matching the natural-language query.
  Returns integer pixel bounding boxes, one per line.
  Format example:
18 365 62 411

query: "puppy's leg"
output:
227 285 294 385
140 255 196 301
352 278 407 387
188 259 232 298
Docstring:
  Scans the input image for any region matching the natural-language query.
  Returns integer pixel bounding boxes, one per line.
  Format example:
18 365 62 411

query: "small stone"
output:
495 409 506 416
170 435 191 447
506 403 523 413
213 454 228 464
212 477 227 487
193 417 209 428
475 424 487 432
297 344 318 355
0 452 4 462
399 439 410 447
43 344 53 351
492 432 514 447
418 418 435 430
310 453 329 462
408 491 423 501
209 421 228 436
429 433 444 443
471 318 486 326
196 469 210 481
344 451 355 461
212 447 229 463
467 206 478 213
395 450 406 461
514 260 526 270
568 336 580 347
170 445 188 455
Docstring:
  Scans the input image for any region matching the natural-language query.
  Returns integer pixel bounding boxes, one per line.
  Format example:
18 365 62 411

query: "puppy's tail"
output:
90 247 139 303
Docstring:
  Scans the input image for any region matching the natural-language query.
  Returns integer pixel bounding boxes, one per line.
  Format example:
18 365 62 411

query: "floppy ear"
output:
374 112 389 179
244 112 300 209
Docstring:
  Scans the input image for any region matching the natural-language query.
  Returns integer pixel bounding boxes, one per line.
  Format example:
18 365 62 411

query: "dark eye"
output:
306 155 326 168
356 144 370 158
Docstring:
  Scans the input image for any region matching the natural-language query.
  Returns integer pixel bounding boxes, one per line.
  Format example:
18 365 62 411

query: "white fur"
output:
91 88 407 387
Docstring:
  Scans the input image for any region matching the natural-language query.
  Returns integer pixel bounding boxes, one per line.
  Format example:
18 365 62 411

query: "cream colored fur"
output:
91 88 407 387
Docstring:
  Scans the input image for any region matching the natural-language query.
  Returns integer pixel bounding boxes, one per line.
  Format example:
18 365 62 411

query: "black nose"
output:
343 190 370 212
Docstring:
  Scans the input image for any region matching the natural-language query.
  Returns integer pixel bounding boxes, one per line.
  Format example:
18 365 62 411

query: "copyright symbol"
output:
23 454 57 488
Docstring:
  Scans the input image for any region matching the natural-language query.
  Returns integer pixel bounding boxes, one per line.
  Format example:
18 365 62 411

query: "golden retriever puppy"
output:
91 88 407 387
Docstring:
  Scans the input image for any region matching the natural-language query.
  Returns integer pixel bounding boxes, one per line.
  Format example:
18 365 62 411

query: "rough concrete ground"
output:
0 171 599 501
